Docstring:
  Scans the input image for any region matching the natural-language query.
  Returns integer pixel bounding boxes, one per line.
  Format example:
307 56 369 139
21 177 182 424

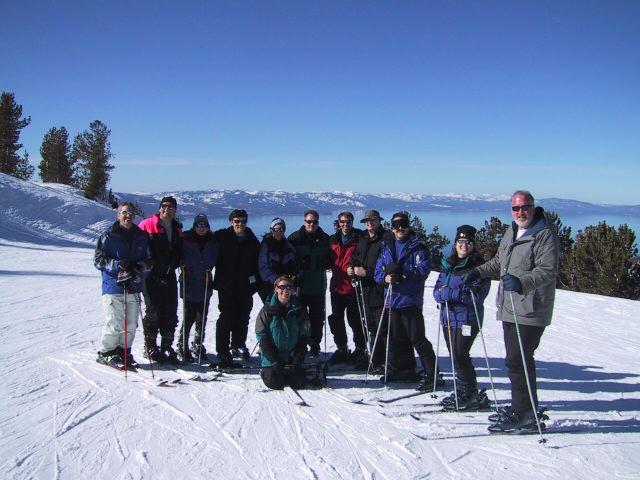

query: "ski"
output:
377 390 432 404
411 425 586 441
96 358 171 386
285 386 309 406
323 388 370 405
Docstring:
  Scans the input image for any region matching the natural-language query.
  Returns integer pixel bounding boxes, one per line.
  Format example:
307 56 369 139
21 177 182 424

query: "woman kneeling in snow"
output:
255 275 310 390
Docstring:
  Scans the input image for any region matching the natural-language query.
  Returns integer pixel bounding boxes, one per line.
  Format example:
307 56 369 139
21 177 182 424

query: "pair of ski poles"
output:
181 266 211 366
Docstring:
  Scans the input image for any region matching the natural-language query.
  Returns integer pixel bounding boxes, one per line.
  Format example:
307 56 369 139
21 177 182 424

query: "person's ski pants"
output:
177 297 211 352
503 322 545 413
387 306 436 374
442 323 480 387
100 292 140 351
142 274 179 351
300 293 326 348
328 292 366 351
216 290 253 354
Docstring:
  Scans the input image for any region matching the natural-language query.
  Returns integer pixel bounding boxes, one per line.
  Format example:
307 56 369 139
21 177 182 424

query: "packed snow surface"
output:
1 174 639 479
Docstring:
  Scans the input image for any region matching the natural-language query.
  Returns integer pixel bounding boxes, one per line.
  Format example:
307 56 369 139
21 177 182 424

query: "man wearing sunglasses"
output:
464 190 559 433
288 210 332 357
213 209 261 365
374 211 438 385
138 196 183 364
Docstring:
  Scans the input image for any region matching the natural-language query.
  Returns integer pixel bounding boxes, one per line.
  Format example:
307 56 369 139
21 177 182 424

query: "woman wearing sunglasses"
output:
432 225 491 410
255 275 311 390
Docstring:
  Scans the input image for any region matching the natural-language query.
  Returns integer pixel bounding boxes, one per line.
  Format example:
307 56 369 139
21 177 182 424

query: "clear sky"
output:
3 1 639 204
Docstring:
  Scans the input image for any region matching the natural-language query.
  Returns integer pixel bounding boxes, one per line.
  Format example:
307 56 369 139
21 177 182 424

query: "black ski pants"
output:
387 306 436 375
300 293 326 348
366 305 386 367
216 289 253 354
142 274 179 351
442 324 479 388
328 292 366 351
261 366 306 390
503 322 545 413
177 297 211 353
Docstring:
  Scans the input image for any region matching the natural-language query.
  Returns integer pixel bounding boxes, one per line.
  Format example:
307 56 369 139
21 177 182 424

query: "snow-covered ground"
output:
1 175 639 479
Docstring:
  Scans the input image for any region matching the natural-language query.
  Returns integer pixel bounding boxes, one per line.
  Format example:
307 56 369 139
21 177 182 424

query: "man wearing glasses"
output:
327 211 366 364
138 196 183 364
465 190 559 433
213 209 261 365
288 210 332 357
94 202 149 368
374 211 438 384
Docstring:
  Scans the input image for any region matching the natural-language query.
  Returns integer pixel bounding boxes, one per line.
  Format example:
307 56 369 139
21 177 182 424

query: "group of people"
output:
94 190 559 433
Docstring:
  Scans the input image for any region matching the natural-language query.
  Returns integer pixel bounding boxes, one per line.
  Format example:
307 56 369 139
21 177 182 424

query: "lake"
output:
179 208 640 245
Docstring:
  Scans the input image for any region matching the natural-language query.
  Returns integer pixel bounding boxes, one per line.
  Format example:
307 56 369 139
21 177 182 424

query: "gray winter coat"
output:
476 207 559 327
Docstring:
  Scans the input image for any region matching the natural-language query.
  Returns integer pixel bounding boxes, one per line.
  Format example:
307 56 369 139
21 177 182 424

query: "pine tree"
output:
545 211 574 289
475 216 508 266
72 120 114 200
408 214 450 272
0 91 33 179
39 126 75 184
562 222 639 299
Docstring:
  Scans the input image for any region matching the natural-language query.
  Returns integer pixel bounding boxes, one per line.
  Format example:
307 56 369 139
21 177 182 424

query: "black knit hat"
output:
455 225 477 243
192 213 210 229
229 209 248 221
159 196 177 208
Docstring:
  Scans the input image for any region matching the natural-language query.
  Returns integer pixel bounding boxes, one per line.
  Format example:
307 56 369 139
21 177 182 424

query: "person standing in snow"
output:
176 213 218 363
464 190 559 432
94 202 149 367
374 211 441 387
327 211 366 365
288 210 332 357
348 210 387 372
431 225 491 409
213 209 261 365
255 275 310 390
138 196 183 365
258 217 300 303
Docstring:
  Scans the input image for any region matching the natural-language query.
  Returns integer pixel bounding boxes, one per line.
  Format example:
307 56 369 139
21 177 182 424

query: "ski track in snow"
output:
1 232 640 479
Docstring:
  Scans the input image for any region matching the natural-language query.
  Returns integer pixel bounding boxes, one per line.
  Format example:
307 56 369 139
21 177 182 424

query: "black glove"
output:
118 259 133 272
461 269 480 286
116 269 135 288
501 274 522 293
390 273 403 285
385 262 402 275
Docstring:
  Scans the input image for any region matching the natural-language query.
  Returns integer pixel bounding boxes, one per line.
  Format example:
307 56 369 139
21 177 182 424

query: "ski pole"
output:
181 266 187 361
383 283 393 386
123 288 128 380
508 291 546 444
365 284 392 383
354 280 371 358
444 300 459 411
198 271 209 365
469 289 499 410
431 311 442 398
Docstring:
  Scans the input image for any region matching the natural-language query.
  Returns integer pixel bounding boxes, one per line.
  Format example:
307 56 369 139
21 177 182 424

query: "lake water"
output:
179 209 640 245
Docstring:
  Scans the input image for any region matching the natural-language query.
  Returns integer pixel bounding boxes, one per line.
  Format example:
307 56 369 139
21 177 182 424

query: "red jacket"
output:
329 229 362 295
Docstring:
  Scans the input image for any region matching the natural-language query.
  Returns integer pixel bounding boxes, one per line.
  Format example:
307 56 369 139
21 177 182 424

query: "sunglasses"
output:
511 205 534 212
456 239 473 246
304 219 319 225
160 204 176 210
232 219 247 225
271 227 285 233
339 219 352 224
392 220 409 229
195 223 208 228
120 210 135 217
276 284 295 291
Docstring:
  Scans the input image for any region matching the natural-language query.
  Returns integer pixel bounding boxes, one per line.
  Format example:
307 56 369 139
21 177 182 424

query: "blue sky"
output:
3 1 639 204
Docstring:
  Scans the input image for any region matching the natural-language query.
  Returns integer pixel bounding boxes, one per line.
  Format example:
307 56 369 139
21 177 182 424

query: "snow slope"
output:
1 176 639 480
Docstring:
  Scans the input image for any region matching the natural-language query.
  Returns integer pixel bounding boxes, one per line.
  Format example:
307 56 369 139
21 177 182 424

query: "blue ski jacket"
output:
433 253 490 329
94 221 149 295
374 232 432 309
179 229 218 303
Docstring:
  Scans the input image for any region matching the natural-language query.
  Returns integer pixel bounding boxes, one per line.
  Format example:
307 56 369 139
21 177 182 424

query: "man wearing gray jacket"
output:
465 190 559 433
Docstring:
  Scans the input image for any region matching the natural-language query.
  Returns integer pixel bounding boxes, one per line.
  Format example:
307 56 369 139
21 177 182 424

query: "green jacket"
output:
255 294 310 367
